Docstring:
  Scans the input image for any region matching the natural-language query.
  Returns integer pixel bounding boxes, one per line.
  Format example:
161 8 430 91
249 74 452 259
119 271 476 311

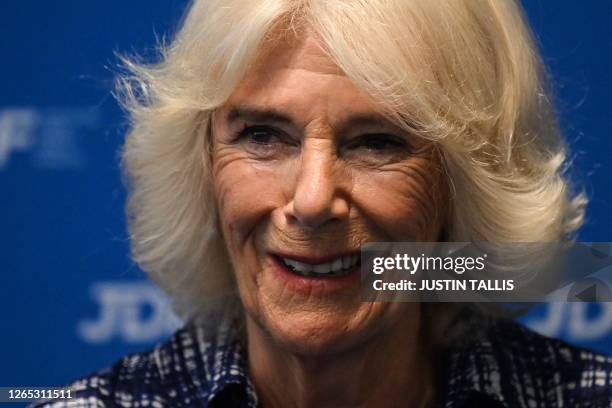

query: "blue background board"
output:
1 0 611 396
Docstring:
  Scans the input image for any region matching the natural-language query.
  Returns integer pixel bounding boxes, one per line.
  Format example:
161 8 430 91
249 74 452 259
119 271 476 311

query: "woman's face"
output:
212 34 447 355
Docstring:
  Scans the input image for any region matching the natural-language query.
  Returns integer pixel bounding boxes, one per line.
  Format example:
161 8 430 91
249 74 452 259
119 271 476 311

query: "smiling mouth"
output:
275 254 361 278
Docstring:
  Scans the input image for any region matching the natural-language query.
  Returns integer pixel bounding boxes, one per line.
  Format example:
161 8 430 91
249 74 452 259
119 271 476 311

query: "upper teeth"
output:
282 254 359 275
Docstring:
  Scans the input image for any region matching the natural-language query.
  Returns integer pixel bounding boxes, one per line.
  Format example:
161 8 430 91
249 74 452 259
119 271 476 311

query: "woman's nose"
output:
285 142 350 230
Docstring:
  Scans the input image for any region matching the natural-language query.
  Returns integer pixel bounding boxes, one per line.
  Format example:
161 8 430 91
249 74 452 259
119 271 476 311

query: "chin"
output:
254 304 384 357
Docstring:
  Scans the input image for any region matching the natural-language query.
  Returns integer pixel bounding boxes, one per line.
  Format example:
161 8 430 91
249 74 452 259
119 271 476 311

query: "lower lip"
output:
271 256 361 296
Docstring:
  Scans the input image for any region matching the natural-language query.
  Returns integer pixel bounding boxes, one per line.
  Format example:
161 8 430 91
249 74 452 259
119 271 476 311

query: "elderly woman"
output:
35 0 611 407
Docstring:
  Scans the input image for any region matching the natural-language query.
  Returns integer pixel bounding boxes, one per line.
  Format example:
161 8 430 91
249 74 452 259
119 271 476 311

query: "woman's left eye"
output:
342 134 411 165
352 134 405 151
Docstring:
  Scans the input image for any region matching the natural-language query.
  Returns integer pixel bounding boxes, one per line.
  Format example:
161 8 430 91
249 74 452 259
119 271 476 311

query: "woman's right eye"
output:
235 125 298 158
240 126 277 144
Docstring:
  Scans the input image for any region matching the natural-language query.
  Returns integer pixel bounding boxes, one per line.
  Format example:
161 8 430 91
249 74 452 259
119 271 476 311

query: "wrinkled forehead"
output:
231 27 347 98
218 30 388 127
253 30 344 77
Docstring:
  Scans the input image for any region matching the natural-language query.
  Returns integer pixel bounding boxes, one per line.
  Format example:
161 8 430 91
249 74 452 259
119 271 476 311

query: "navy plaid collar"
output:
152 321 259 408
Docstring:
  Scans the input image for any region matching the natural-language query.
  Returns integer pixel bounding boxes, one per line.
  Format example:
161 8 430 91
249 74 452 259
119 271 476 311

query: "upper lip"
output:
271 251 360 264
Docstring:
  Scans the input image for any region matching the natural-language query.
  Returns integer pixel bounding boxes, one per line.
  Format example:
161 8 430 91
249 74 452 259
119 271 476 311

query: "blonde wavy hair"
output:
117 0 586 327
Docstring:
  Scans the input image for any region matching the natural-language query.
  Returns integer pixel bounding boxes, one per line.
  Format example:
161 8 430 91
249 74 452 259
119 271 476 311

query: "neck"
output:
246 313 432 408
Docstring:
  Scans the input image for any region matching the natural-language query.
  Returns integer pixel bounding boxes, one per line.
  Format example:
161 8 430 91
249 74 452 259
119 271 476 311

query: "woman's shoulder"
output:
489 319 612 386
439 318 612 407
28 348 163 407
29 337 172 407
29 322 249 407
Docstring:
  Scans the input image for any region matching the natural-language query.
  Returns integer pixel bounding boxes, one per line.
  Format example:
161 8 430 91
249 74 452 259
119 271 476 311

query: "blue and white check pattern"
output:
31 319 612 407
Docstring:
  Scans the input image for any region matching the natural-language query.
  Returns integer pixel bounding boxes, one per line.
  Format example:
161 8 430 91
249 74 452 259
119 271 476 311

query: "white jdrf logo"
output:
0 107 99 169
525 302 612 341
78 282 181 344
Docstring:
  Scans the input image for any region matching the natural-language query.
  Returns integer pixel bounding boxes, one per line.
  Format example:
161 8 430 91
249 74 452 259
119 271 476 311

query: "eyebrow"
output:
226 105 293 125
224 104 401 135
